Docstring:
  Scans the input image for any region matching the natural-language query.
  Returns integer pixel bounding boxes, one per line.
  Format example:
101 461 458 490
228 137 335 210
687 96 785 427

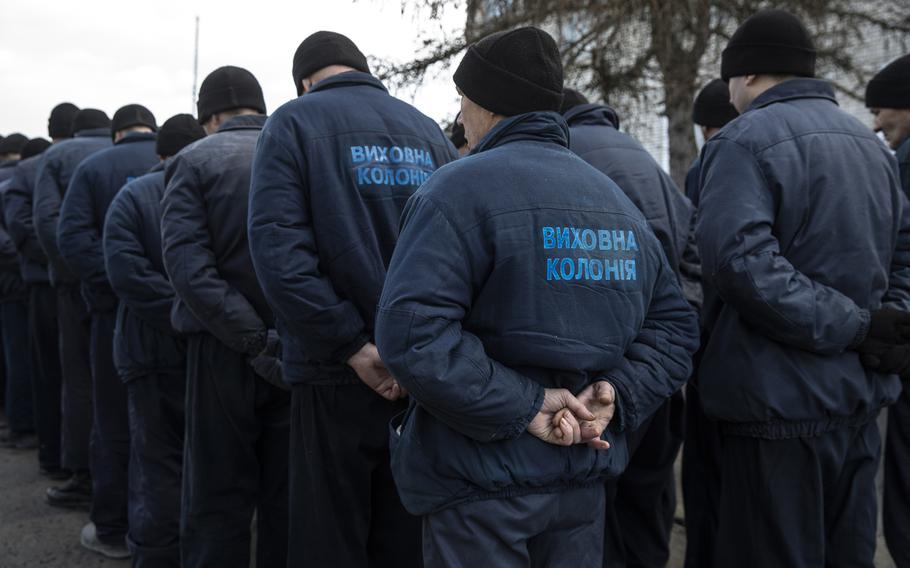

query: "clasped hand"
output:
347 342 408 400
527 382 616 451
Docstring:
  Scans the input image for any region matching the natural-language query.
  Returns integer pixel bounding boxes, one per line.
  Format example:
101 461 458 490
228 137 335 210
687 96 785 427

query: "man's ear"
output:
744 74 759 87
301 78 312 94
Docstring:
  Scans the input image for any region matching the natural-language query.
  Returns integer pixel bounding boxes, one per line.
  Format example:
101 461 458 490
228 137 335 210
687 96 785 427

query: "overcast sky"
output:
0 0 463 139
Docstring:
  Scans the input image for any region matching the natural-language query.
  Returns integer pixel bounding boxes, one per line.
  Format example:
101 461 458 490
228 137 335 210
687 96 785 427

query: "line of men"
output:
0 7 908 568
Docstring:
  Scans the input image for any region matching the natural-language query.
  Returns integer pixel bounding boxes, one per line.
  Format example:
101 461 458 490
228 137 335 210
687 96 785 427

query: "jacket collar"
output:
747 78 837 113
562 103 620 130
471 111 570 155
218 114 268 133
114 131 157 146
896 135 910 161
74 127 111 138
308 71 387 96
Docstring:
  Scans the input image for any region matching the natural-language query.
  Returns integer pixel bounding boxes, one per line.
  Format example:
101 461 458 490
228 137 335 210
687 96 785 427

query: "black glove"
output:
855 309 910 375
859 342 910 375
248 330 289 391
862 308 910 345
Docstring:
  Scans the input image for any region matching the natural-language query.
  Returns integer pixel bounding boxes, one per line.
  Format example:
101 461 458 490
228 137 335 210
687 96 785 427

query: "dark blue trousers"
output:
57 284 93 473
289 382 418 568
603 391 683 568
181 334 289 568
29 284 62 470
714 420 880 568
2 300 33 434
681 382 723 568
89 311 130 543
126 372 185 568
884 385 910 568
423 485 605 568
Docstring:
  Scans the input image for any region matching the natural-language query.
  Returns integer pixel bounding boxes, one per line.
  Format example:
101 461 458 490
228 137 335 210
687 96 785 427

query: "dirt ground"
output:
0 442 897 567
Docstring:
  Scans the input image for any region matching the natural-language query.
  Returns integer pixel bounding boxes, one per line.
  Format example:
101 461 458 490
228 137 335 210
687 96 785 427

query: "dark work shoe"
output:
80 522 131 559
1 432 37 449
14 433 38 450
46 471 92 510
39 466 71 481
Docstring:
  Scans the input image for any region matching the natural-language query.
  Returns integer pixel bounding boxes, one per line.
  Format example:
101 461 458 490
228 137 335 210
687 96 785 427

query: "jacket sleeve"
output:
882 187 910 311
57 162 107 288
161 154 266 354
678 213 703 311
603 249 699 432
103 189 175 333
696 138 869 353
5 167 46 264
375 196 544 443
248 126 368 363
33 157 66 269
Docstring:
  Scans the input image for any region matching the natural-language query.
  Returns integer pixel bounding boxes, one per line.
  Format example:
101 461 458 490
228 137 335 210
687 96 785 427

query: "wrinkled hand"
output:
249 353 288 391
575 381 615 450
527 388 596 446
347 342 407 401
248 330 288 391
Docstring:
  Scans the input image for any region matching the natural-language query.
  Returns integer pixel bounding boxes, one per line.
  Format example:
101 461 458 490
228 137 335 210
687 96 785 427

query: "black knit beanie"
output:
48 102 80 139
454 27 564 116
292 31 370 96
197 66 266 125
866 54 910 109
111 104 157 139
0 133 28 155
22 138 51 160
156 114 206 157
559 88 589 113
693 79 739 127
72 109 111 133
721 9 816 81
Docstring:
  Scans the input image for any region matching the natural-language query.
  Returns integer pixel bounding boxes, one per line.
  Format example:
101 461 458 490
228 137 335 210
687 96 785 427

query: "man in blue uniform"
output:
0 133 33 452
697 10 910 566
162 66 288 568
684 80 738 206
866 53 910 568
5 104 78 481
35 107 111 509
248 32 456 567
681 78 737 568
4 137 55 465
59 103 158 559
104 114 205 568
561 89 696 568
374 27 699 567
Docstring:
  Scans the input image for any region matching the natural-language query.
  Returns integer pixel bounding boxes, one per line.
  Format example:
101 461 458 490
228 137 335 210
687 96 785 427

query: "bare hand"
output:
527 388 596 446
347 342 407 401
576 381 616 450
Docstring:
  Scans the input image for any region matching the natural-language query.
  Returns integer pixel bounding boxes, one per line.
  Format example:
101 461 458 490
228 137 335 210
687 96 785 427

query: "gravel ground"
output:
0 440 896 567
0 445 127 567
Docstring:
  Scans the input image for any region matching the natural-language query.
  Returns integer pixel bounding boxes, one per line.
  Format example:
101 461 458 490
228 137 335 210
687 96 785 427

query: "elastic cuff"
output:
492 381 545 441
849 308 871 349
339 332 371 365
241 328 268 356
605 376 633 433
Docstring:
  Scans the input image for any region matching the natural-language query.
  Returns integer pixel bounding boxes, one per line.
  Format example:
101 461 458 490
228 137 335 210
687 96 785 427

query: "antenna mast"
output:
191 16 200 113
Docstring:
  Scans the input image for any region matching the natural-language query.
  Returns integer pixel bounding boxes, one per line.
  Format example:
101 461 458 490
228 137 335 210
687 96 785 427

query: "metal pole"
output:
191 16 199 114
